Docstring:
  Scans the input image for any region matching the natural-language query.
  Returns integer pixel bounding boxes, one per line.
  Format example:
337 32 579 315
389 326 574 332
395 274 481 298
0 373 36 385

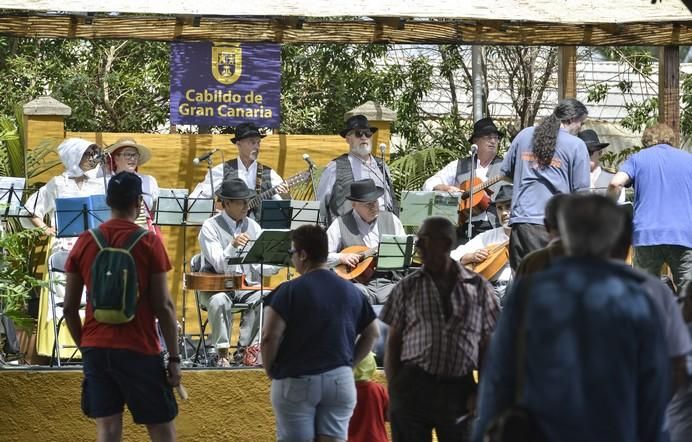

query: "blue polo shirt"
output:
619 144 692 248
501 126 590 225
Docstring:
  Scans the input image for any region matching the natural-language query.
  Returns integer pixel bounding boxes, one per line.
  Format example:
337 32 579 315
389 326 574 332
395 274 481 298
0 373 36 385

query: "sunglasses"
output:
350 129 373 138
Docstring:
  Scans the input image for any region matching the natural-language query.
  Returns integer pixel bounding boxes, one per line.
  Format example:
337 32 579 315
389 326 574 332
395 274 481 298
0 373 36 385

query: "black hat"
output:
346 179 384 203
107 171 144 207
492 185 513 205
578 129 610 153
469 117 503 143
230 122 266 144
339 115 379 138
216 178 256 200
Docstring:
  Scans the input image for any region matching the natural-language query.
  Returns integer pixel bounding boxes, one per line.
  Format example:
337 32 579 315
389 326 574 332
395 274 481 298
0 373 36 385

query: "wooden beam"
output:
658 46 680 144
558 46 577 100
0 15 690 45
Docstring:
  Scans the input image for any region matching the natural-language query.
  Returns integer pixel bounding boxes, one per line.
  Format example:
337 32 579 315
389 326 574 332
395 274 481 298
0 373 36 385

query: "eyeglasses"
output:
287 248 296 257
350 129 373 139
116 152 140 160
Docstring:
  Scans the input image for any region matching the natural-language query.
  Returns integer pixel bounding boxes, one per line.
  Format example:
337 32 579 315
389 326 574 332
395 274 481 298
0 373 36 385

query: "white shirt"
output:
21 171 107 251
590 166 625 204
450 227 512 284
198 211 278 285
326 211 406 267
422 159 489 222
316 153 394 213
190 156 285 199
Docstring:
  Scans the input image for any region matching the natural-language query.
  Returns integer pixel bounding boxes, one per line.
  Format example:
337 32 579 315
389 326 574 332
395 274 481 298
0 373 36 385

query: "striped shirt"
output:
380 262 499 377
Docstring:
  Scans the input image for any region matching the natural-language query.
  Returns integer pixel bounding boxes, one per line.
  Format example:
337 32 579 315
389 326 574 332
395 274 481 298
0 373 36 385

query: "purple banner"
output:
170 42 281 127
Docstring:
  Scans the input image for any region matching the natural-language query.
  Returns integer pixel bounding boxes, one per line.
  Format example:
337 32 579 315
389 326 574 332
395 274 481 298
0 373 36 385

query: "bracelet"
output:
168 355 181 363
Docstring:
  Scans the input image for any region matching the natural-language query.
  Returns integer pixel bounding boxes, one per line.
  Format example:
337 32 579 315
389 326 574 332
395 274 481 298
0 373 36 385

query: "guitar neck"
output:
248 170 310 209
462 175 505 196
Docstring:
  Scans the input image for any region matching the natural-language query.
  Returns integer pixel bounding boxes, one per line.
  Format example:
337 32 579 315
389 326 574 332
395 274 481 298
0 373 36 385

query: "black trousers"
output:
509 223 550 271
389 364 476 442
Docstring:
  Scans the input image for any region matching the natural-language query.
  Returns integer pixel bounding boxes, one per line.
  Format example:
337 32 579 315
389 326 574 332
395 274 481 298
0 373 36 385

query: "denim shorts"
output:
271 366 357 441
81 347 178 425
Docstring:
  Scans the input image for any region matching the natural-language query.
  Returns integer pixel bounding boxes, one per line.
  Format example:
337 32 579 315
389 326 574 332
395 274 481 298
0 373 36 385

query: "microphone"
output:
302 153 316 169
470 144 478 155
379 143 387 156
192 149 220 165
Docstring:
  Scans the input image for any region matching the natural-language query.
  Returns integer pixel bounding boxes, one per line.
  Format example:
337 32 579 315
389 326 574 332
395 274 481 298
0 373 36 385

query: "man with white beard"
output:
317 115 397 225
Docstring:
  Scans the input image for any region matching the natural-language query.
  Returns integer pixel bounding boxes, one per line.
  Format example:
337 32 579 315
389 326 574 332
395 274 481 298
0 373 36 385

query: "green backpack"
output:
88 227 148 324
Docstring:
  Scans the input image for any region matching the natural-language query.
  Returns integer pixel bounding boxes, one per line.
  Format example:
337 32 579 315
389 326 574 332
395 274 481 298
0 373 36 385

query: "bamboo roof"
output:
0 0 690 45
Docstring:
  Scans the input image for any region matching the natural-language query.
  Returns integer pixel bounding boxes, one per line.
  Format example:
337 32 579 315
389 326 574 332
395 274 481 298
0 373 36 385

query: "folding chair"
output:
47 250 83 367
190 254 251 366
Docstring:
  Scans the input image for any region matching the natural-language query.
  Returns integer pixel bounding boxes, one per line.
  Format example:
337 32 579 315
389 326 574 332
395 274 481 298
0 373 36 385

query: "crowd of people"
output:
19 98 692 441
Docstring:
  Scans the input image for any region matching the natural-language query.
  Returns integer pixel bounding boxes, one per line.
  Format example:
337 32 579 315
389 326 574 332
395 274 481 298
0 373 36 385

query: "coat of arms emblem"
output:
211 45 242 85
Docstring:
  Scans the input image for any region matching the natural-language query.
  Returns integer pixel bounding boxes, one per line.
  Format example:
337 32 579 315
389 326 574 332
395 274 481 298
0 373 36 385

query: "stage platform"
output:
0 366 387 441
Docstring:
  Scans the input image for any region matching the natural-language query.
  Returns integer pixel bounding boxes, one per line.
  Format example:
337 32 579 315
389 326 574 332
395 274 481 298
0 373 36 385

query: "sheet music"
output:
0 177 26 216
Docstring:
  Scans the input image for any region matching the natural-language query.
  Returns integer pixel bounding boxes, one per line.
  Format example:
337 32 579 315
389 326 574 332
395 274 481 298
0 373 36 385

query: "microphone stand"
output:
467 145 478 240
206 155 216 218
378 144 393 212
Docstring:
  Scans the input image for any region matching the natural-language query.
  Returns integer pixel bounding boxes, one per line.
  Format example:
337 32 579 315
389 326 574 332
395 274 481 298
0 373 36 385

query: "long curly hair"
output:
531 98 588 167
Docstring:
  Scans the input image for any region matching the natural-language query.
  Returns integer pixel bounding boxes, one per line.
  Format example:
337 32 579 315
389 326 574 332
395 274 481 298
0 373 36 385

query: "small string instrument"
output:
334 245 378 283
183 272 278 291
468 240 510 280
457 175 506 224
248 169 312 210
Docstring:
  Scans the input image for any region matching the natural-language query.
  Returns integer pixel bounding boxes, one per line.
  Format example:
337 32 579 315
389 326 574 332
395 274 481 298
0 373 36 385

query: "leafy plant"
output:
0 228 47 330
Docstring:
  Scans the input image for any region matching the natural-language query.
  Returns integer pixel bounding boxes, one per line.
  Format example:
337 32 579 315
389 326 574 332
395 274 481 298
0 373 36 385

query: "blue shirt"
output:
474 257 669 442
619 144 692 248
266 269 376 379
501 126 590 225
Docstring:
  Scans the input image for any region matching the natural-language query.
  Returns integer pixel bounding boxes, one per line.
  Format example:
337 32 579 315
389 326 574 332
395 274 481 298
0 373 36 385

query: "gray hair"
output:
557 193 625 258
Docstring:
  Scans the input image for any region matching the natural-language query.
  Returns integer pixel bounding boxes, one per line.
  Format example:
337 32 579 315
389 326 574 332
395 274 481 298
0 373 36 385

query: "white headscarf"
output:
57 138 95 178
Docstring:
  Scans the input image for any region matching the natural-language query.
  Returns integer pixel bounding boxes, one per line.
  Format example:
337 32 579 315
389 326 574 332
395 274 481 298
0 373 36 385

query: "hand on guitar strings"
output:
276 182 290 195
232 232 251 249
339 252 362 269
461 248 490 265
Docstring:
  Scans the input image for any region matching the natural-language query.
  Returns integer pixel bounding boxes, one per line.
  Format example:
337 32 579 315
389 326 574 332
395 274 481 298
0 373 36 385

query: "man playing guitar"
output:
451 185 513 302
326 179 406 304
423 117 505 243
190 121 290 218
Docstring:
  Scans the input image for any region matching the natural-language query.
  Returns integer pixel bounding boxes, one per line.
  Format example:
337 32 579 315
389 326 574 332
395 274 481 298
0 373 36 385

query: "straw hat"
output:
105 137 152 166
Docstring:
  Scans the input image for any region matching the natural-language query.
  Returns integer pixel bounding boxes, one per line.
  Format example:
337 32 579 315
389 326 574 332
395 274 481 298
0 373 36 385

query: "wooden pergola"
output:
1 0 691 133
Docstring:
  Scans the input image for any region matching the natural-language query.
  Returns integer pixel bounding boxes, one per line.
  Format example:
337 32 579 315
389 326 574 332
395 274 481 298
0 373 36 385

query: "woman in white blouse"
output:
25 138 106 247
104 137 160 233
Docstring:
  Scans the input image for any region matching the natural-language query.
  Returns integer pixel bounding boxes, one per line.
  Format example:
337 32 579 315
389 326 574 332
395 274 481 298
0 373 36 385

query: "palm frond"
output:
389 146 459 197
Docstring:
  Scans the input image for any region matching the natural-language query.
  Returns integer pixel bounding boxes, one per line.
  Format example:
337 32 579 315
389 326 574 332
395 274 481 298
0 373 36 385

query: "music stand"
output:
289 200 321 229
185 196 215 225
259 200 292 230
399 191 460 227
55 195 110 237
376 234 416 271
154 189 188 226
0 177 27 219
231 229 292 347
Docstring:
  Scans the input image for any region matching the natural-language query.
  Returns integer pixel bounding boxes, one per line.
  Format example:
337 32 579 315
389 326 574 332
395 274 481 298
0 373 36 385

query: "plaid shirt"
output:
380 262 499 377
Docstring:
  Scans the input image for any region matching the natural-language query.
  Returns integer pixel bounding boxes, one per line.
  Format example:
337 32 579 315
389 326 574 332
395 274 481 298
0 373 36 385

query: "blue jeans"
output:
271 366 357 441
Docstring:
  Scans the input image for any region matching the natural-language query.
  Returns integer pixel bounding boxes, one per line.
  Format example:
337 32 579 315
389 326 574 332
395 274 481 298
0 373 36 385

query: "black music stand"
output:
376 234 416 271
185 196 216 225
259 200 292 230
230 229 291 348
289 200 321 229
0 177 28 220
55 195 110 237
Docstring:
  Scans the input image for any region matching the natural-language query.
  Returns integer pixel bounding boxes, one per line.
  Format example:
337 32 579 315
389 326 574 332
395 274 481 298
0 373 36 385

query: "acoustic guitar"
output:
468 240 510 280
183 272 279 291
334 245 378 283
248 169 312 210
457 175 506 224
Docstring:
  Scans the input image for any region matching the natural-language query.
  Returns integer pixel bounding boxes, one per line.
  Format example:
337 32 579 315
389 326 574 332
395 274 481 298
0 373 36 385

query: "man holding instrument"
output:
197 178 279 367
423 117 505 243
451 185 513 302
326 179 406 304
190 122 289 217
